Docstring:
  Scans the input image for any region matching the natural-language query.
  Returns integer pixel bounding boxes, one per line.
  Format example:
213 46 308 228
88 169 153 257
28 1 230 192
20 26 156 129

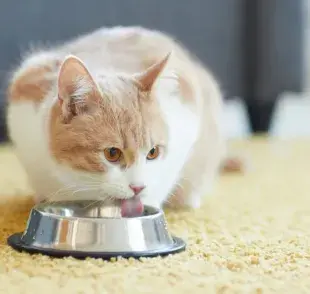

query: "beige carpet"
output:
0 138 310 294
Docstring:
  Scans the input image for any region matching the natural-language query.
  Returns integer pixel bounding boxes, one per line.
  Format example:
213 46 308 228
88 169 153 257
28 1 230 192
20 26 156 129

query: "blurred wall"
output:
0 0 304 140
304 0 310 92
0 0 245 141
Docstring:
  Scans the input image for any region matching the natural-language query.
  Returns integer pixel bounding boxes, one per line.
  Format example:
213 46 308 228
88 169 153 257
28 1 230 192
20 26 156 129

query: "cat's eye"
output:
147 146 160 160
104 147 122 162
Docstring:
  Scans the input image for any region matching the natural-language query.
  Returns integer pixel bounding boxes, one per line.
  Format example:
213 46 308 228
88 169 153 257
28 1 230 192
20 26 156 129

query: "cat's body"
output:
6 26 225 211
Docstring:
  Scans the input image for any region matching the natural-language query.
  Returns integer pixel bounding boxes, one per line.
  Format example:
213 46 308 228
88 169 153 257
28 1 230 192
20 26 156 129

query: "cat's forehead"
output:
88 75 167 148
95 78 143 130
96 74 141 105
95 97 166 150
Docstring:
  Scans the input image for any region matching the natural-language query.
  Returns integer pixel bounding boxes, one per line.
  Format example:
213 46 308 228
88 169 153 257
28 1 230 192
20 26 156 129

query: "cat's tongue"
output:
121 195 144 217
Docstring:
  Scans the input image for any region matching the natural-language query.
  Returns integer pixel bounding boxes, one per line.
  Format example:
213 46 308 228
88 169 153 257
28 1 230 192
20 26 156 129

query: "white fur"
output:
7 26 223 209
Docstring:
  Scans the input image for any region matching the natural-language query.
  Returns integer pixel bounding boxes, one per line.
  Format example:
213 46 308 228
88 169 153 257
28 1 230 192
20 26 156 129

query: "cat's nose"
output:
129 184 145 195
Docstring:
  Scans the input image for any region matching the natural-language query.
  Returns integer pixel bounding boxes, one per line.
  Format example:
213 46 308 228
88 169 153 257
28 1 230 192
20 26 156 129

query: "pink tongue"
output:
121 195 144 217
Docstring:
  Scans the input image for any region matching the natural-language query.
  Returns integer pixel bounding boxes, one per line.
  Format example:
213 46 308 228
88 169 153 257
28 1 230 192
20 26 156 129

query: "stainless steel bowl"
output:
7 200 186 259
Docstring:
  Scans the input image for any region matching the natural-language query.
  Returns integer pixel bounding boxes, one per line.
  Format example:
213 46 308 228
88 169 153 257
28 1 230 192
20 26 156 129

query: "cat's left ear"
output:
134 52 171 92
57 55 100 119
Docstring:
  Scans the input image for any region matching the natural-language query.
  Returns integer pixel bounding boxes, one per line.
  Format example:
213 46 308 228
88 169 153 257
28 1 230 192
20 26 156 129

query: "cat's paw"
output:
164 190 202 210
184 196 201 209
220 155 247 173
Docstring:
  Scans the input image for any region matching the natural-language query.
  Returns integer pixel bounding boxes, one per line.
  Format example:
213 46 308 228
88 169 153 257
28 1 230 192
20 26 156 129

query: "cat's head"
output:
49 54 171 204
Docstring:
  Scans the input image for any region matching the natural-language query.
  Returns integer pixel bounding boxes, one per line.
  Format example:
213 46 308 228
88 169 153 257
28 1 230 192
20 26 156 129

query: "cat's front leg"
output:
165 175 213 210
166 156 246 209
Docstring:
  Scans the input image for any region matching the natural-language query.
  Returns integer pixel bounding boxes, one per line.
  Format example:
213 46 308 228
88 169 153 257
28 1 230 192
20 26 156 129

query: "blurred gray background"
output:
0 0 306 141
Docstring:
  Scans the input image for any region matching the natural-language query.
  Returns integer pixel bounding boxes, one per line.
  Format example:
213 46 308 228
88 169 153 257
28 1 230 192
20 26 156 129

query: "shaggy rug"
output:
0 138 310 294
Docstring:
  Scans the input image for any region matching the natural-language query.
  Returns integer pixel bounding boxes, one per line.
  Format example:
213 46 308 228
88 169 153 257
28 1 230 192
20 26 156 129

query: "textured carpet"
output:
0 138 310 294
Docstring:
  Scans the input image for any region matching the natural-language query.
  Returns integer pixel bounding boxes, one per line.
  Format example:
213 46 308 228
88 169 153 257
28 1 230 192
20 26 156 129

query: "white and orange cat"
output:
6 26 230 216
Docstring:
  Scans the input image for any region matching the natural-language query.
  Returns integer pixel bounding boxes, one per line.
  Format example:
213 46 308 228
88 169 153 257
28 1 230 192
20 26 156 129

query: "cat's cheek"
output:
143 161 162 185
103 166 131 191
104 165 122 181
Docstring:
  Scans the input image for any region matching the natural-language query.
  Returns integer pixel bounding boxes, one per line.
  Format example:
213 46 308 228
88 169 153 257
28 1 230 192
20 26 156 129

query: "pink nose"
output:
129 184 145 195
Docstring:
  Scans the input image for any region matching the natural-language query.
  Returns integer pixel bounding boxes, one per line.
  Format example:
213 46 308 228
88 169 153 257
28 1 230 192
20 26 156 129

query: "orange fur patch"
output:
8 61 60 103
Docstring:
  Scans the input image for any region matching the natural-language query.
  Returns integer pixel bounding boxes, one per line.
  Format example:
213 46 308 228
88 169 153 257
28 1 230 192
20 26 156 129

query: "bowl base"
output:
7 233 186 260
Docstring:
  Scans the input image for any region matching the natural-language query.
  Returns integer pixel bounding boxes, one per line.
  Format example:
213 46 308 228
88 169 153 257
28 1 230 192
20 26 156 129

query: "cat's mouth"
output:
120 195 144 217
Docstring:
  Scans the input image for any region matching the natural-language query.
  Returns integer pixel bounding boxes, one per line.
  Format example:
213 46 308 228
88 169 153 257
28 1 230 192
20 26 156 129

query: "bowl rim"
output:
31 202 163 221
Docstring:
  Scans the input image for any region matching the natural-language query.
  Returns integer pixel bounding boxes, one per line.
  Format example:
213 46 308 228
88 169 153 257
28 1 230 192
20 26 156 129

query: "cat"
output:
6 26 233 216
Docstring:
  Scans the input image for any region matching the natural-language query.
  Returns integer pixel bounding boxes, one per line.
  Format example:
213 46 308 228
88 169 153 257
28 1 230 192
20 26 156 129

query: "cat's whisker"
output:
81 199 104 210
71 187 100 197
41 178 127 204
80 183 102 188
77 173 97 181
45 182 101 203
82 174 101 182
45 184 79 202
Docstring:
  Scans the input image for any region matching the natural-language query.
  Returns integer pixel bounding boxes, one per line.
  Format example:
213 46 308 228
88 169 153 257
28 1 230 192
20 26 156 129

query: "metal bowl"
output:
7 200 186 259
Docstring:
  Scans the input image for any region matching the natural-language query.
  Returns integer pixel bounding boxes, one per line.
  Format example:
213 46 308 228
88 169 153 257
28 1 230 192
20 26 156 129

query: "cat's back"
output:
7 25 219 106
61 26 192 73
87 26 223 115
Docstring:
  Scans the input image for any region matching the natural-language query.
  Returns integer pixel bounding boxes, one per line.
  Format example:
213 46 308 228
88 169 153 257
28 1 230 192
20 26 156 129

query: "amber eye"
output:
104 147 122 162
147 146 160 160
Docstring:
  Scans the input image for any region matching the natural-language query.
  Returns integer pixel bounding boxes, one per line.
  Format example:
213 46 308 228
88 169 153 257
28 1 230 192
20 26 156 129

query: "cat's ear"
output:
134 52 171 92
57 55 100 118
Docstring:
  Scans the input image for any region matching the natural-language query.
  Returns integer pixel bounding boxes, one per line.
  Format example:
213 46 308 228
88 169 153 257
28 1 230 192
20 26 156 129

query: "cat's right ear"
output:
57 55 100 120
